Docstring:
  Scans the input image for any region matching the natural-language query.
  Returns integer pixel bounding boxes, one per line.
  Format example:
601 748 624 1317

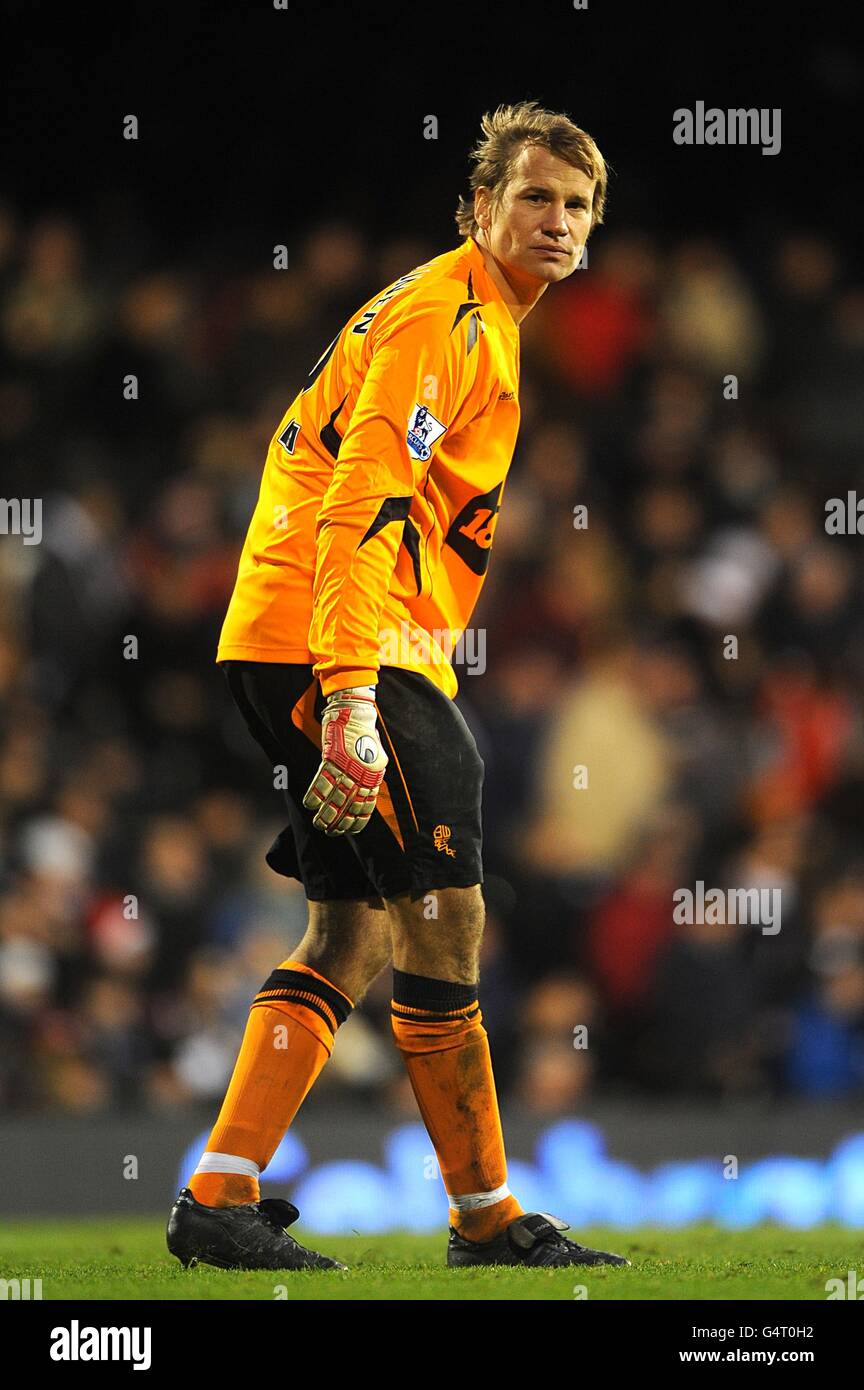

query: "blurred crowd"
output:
2 200 864 1117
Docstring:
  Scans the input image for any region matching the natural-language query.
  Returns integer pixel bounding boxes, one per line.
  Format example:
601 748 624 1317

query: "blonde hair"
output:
454 100 609 239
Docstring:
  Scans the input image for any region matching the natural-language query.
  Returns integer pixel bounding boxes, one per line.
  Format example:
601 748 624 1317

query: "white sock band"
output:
193 1152 260 1178
448 1182 511 1212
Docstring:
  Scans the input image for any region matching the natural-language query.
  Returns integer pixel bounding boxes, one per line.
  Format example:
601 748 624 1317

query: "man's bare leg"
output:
290 896 392 1001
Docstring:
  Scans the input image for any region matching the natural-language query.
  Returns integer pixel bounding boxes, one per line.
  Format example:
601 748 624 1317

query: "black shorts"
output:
221 661 484 902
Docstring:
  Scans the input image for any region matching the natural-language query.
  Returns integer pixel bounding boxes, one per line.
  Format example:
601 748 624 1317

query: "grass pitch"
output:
0 1219 859 1299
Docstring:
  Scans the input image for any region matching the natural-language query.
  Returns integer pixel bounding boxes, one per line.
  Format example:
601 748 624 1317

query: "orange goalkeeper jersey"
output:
216 234 521 699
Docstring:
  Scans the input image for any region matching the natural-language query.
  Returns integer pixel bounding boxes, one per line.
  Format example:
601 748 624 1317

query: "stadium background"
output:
2 3 863 1228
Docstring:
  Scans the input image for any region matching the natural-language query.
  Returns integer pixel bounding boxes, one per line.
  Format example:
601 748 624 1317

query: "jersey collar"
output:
463 236 521 343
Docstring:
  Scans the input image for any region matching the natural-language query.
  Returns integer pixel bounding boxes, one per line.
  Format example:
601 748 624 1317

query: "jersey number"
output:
444 483 503 576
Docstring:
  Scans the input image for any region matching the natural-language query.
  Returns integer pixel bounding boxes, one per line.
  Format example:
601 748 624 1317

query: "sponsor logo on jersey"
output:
406 403 447 461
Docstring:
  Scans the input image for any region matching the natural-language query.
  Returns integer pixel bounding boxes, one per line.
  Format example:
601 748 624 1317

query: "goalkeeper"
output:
167 101 628 1272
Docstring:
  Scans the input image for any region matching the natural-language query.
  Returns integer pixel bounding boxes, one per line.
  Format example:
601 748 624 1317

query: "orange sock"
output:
188 960 353 1208
391 969 524 1242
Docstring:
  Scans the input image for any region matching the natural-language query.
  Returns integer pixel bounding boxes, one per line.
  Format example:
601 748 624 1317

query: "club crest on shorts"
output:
433 823 456 857
407 403 446 461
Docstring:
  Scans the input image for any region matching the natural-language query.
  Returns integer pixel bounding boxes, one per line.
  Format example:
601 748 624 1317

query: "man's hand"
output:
303 686 388 834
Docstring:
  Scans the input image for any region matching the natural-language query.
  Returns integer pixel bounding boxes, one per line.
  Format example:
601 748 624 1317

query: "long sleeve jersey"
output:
216 234 521 699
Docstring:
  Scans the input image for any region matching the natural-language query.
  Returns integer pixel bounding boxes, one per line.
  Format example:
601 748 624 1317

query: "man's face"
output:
476 144 596 285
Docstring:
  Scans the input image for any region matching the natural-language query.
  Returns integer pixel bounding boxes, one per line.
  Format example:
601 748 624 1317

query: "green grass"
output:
1 1219 860 1299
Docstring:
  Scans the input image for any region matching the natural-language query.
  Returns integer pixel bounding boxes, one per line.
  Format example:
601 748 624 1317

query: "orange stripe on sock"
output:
252 960 355 1052
273 958 355 1008
254 986 341 1036
391 1001 478 1020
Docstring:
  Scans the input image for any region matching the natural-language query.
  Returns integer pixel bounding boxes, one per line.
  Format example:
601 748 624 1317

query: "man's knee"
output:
385 884 485 982
294 898 392 991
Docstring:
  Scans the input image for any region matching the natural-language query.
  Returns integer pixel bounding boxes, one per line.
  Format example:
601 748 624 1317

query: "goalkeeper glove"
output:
303 685 388 835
